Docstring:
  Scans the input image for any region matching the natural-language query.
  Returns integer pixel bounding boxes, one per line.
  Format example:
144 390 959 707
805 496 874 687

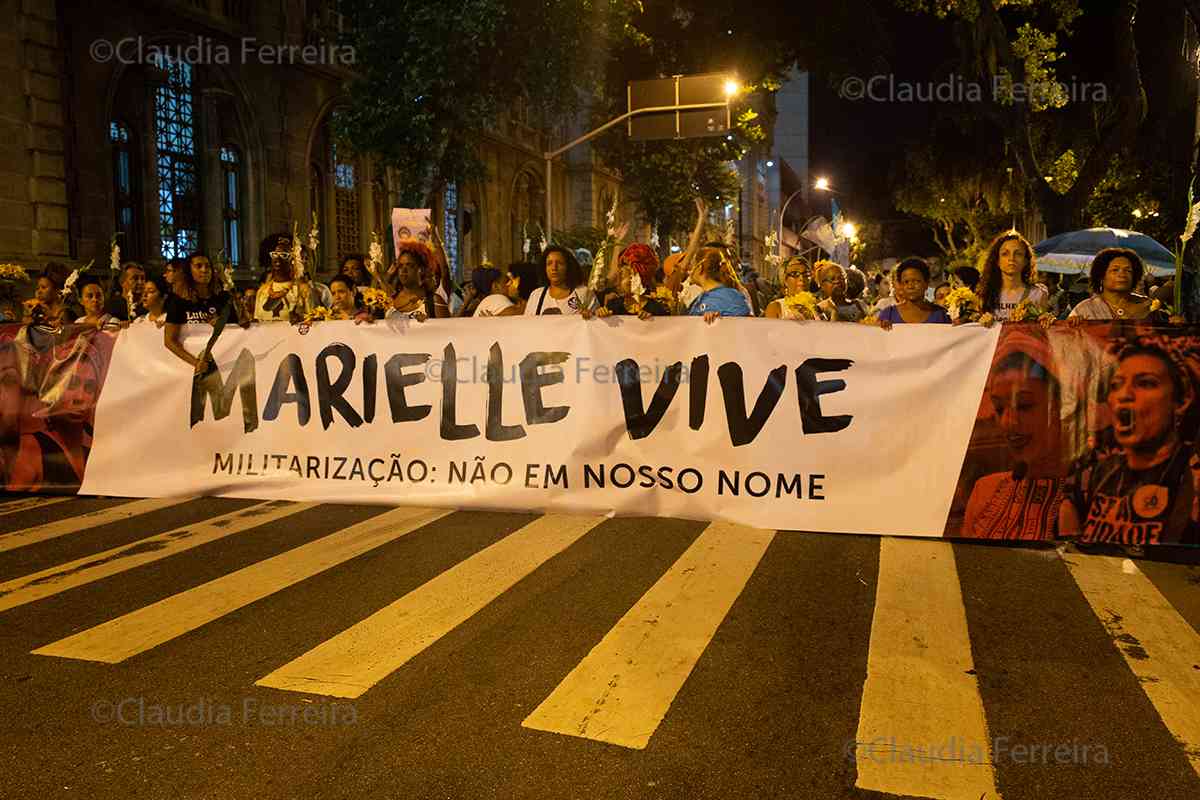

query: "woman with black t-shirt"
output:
164 252 235 374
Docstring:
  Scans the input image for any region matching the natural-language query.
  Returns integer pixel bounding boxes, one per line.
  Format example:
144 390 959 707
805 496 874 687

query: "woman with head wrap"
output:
595 243 673 319
962 328 1066 540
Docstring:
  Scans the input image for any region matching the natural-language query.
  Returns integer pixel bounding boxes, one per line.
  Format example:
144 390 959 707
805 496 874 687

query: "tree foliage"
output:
332 0 636 206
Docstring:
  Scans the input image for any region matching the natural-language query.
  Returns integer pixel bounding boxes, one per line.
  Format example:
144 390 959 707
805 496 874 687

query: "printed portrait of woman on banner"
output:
0 324 115 493
954 327 1069 540
1059 331 1200 546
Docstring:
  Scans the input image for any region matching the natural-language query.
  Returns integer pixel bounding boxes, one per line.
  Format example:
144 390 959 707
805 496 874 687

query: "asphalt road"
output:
0 494 1197 800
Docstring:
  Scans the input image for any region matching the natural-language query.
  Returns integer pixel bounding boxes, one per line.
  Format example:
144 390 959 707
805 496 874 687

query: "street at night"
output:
1 495 1198 799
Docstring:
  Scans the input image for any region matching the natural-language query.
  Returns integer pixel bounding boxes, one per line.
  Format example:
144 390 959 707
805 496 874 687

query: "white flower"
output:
630 272 645 298
368 236 384 275
110 242 120 273
650 228 660 249
522 238 531 258
1182 200 1200 245
308 212 320 254
61 266 82 298
291 222 304 280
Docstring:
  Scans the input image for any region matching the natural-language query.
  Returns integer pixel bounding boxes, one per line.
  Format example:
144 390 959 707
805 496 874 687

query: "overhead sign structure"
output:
627 73 733 141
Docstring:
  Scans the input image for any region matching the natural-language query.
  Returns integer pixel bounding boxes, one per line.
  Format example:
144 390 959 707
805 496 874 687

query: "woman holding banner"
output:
596 243 674 319
1060 339 1200 546
525 246 593 316
764 256 818 320
976 231 1050 324
254 234 313 324
876 258 950 325
389 240 447 320
1067 248 1176 322
164 253 235 375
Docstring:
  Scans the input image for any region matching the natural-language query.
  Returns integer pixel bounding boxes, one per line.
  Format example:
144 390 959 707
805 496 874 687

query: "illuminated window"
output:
443 182 459 276
332 140 360 262
110 121 139 258
220 146 241 266
153 55 200 259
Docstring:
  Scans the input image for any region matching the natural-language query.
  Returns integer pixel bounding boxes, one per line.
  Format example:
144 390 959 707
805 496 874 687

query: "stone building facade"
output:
0 0 622 285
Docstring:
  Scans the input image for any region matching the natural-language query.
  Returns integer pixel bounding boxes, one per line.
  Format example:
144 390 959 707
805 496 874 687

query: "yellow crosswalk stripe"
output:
0 501 314 612
255 514 605 699
1065 552 1200 778
521 522 773 749
0 497 192 554
853 539 1000 800
33 506 451 663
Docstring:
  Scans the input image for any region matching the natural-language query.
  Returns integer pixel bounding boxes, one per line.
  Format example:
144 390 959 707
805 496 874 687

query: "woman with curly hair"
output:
23 262 70 326
977 231 1050 325
525 245 594 316
1067 247 1175 322
388 239 448 320
1060 340 1200 546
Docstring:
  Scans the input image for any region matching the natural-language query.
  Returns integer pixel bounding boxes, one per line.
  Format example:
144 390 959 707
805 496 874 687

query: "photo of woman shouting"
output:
1060 341 1200 546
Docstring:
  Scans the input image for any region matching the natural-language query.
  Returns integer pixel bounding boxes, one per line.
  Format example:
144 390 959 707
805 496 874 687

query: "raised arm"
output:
667 197 708 295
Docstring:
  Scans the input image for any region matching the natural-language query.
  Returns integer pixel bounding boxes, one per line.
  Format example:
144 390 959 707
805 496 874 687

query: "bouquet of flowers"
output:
943 287 982 322
1176 179 1200 314
0 263 30 283
358 286 391 312
301 306 332 325
783 291 819 320
1009 298 1038 322
858 313 882 327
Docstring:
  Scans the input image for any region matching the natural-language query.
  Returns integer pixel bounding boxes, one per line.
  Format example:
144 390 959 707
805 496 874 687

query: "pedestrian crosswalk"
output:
2 495 1199 799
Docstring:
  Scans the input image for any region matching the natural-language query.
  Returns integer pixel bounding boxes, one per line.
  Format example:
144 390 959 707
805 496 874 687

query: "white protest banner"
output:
80 318 999 537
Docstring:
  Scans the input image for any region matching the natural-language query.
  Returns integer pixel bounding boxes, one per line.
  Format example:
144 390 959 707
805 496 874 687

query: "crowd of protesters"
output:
2 198 1189 376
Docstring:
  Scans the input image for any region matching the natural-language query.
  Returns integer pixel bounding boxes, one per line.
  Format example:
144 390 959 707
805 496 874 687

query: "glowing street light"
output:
723 79 741 97
814 177 831 192
839 221 858 240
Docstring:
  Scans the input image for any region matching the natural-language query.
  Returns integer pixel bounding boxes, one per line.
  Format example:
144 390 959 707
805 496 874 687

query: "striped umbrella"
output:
1032 227 1175 277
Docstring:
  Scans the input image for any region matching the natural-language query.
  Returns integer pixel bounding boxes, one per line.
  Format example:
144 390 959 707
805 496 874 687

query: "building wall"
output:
1 0 618 285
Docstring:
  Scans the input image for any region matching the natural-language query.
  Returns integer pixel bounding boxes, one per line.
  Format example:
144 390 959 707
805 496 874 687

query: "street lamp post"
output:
777 188 805 260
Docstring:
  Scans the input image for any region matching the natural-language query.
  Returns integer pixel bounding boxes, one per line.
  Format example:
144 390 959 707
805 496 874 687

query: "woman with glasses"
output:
764 256 817 320
815 261 869 322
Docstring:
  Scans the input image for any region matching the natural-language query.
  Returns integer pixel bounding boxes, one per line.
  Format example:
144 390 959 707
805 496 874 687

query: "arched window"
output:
333 140 360 263
510 170 544 261
110 120 139 258
443 182 460 278
153 55 201 259
220 146 242 267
